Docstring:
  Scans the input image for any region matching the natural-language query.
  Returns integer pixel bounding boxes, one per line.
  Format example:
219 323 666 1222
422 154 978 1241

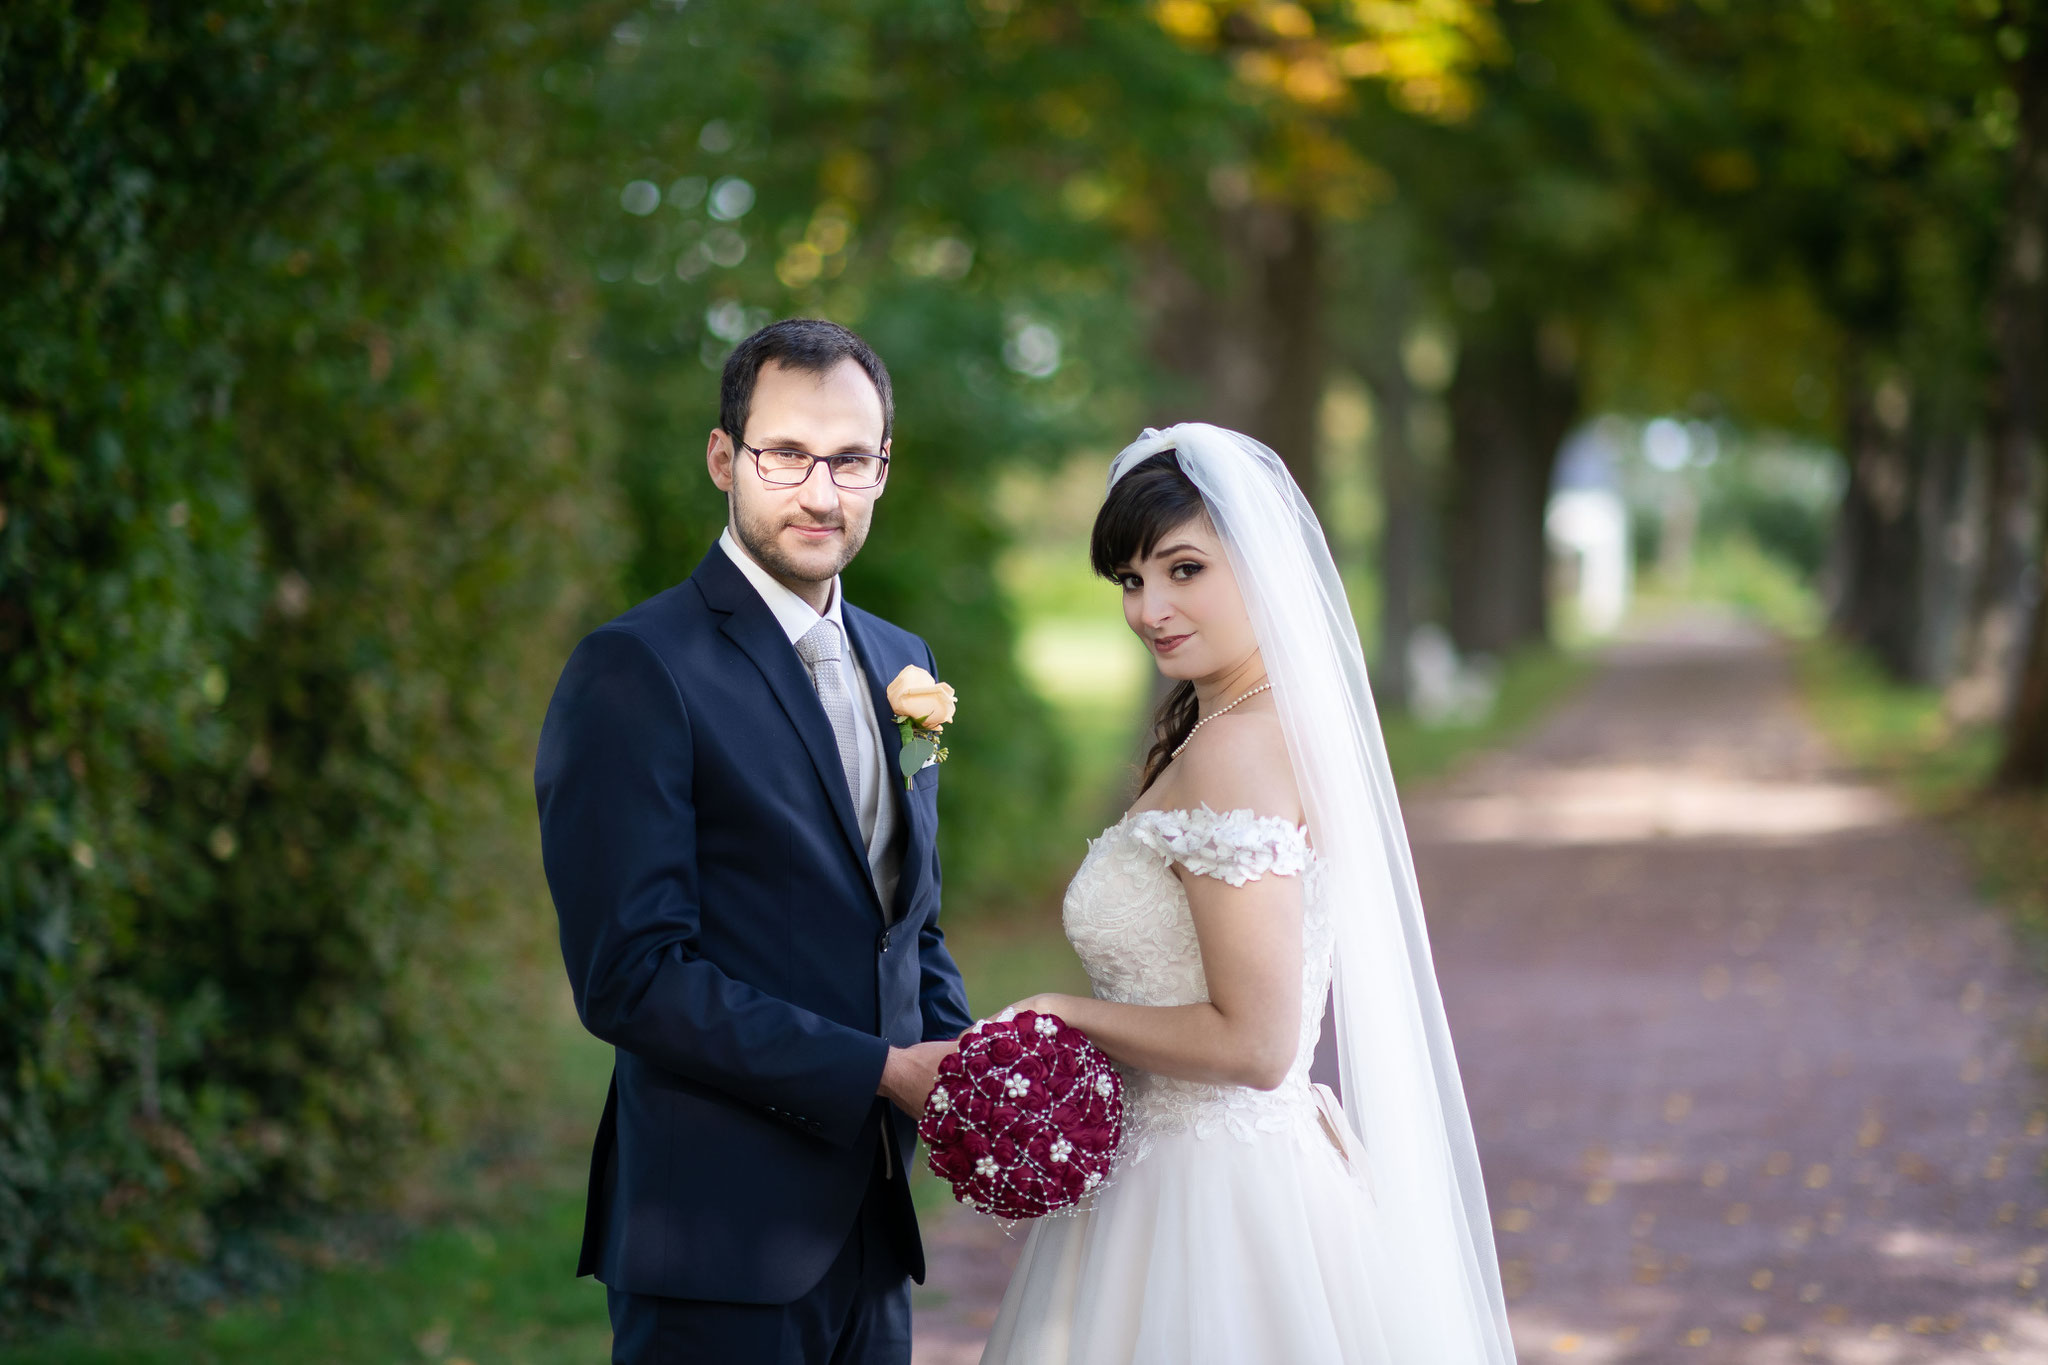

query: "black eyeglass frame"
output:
732 437 892 490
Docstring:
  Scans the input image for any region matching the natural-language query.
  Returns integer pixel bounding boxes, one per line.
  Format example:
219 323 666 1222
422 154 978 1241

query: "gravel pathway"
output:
912 616 2048 1363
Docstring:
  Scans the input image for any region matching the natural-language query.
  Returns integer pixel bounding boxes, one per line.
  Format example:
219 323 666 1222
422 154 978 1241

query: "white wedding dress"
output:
979 804 1398 1365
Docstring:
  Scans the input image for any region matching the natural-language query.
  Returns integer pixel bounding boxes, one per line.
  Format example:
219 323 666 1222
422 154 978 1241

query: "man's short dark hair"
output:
718 318 894 446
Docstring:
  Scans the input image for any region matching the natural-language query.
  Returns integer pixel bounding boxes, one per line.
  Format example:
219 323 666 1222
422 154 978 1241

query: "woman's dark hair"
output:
1090 451 1211 793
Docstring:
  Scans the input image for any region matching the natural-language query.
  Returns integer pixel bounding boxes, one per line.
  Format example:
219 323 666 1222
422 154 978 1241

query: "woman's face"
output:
1112 516 1259 684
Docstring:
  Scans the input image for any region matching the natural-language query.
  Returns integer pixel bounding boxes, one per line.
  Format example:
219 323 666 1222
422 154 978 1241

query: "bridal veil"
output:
1107 424 1516 1365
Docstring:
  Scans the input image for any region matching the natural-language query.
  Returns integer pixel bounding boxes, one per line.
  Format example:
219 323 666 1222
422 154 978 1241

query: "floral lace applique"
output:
1122 804 1312 886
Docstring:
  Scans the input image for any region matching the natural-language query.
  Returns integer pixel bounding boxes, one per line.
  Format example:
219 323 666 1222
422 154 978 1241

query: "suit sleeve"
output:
536 627 889 1146
916 641 976 1042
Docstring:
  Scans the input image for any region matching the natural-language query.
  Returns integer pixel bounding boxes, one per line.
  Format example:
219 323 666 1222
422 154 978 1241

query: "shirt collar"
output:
718 526 844 648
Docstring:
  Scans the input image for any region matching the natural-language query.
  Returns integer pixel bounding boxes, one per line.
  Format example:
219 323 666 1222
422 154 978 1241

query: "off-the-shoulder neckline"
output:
1101 803 1310 841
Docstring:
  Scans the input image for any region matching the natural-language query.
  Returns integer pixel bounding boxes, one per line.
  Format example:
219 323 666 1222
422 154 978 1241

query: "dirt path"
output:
913 615 2048 1363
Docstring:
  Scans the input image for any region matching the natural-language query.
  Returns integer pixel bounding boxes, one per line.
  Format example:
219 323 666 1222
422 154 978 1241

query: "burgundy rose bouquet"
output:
918 1010 1123 1220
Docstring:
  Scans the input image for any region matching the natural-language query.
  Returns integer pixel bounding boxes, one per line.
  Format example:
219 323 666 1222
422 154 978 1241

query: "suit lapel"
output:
693 549 876 900
844 608 927 921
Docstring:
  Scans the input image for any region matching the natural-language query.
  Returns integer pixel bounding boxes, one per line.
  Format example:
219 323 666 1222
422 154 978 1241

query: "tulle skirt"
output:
978 1088 1394 1365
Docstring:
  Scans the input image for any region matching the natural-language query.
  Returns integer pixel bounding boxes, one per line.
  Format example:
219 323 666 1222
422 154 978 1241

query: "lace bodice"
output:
1062 805 1333 1165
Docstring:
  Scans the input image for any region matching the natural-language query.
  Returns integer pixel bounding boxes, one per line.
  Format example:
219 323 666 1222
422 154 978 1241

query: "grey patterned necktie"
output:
795 619 862 814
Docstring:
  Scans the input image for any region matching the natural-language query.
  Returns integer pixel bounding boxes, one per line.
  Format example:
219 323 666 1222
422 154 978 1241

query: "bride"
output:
979 425 1517 1364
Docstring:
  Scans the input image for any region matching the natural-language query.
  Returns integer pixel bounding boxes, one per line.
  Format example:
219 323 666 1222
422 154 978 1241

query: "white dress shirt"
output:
718 529 899 910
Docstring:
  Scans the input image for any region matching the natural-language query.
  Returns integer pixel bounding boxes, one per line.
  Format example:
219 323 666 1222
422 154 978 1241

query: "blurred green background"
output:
4 0 2047 1354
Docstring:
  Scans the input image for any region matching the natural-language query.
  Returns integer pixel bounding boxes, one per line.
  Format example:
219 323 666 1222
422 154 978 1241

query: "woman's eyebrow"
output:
1150 541 1205 559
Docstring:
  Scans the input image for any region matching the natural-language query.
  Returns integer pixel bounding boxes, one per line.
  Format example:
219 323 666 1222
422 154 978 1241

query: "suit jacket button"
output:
878 927 893 953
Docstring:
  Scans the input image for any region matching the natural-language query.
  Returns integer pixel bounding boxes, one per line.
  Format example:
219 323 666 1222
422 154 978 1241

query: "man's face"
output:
707 358 890 593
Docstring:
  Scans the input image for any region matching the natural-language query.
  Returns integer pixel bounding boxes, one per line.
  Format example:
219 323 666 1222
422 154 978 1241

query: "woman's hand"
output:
998 993 1070 1021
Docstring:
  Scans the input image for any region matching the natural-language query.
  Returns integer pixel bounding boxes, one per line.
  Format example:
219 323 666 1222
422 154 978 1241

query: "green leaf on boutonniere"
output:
899 734 937 785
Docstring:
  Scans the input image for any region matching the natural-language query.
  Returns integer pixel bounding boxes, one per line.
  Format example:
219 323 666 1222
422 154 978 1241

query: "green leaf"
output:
899 735 937 780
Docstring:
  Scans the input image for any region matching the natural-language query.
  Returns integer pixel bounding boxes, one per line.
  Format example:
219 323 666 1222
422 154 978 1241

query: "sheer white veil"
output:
1108 423 1516 1364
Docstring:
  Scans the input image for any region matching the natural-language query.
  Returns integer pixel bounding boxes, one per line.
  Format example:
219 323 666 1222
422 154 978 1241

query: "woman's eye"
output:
1170 561 1203 580
1117 574 1142 591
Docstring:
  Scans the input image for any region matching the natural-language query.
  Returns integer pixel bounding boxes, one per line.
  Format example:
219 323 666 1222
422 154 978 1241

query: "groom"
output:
535 318 972 1363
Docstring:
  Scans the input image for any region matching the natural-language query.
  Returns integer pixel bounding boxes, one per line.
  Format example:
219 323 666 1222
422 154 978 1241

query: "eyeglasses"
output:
734 438 890 490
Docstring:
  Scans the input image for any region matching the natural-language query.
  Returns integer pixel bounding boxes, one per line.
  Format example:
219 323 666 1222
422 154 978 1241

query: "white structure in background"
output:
1641 415 1715 588
1406 623 1500 727
1547 424 1633 636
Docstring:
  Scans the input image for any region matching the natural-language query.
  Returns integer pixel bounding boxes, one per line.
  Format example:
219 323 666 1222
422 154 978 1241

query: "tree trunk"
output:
1909 425 1980 685
1949 410 2038 721
1828 351 1924 679
1146 203 1325 506
1995 6 2048 788
1329 210 1438 709
1444 315 1579 656
1353 289 1423 710
2002 572 2048 786
1250 210 1324 507
1371 365 1422 711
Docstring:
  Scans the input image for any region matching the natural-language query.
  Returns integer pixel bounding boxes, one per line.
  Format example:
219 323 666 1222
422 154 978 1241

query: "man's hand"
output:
878 1039 958 1117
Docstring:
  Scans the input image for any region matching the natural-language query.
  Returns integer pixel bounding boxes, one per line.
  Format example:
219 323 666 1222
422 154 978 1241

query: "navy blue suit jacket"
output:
534 545 974 1304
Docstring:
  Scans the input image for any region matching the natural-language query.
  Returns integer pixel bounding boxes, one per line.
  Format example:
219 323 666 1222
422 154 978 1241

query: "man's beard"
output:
731 491 867 586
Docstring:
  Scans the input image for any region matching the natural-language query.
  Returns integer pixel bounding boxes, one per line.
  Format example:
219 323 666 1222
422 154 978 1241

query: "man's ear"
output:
707 429 736 492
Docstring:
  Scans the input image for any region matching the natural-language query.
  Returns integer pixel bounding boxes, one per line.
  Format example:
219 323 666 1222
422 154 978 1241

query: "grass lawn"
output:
3 1191 610 1365
2 625 1590 1364
1 1029 613 1364
1792 635 2048 951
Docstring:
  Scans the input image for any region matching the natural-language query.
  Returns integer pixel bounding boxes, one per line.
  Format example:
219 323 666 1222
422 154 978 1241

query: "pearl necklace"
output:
1171 681 1274 759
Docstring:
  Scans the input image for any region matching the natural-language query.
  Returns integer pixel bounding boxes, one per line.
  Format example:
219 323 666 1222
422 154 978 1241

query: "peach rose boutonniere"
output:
887 665 956 789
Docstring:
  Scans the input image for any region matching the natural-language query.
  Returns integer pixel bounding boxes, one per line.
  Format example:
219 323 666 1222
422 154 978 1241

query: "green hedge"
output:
0 2 613 1314
1 0 1128 1317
